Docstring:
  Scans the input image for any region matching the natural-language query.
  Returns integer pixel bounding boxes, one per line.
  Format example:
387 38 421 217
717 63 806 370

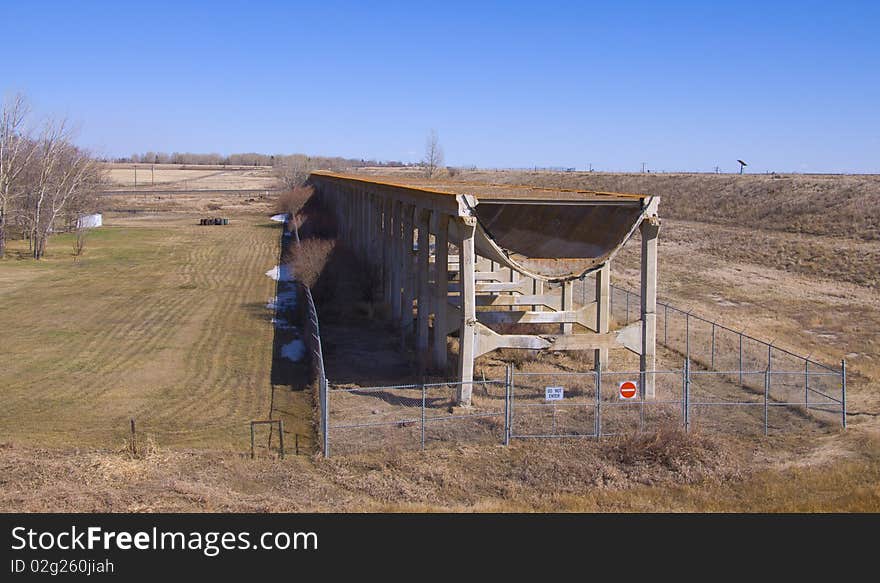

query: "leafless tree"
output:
274 154 314 188
423 130 444 179
0 93 36 258
24 118 100 259
72 224 88 260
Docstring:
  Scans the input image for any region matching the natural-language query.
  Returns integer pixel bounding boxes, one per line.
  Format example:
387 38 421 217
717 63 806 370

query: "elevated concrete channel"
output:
308 171 661 406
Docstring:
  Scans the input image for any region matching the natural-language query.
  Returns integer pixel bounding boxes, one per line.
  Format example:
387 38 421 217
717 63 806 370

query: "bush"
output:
276 186 315 217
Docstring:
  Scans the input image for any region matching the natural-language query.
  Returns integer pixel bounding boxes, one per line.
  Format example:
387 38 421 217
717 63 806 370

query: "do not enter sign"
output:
619 380 638 400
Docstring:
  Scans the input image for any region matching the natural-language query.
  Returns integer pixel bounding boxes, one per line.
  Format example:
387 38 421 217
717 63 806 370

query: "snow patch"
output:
281 339 306 362
265 265 294 282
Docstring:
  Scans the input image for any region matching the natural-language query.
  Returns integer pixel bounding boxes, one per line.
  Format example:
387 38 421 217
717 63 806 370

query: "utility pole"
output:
641 162 647 173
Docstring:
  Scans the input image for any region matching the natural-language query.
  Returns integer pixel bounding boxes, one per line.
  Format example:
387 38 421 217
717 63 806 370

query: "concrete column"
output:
382 197 394 306
416 209 432 365
457 217 477 406
532 278 544 312
390 201 403 321
370 195 382 288
432 213 450 371
351 190 360 250
400 204 415 339
594 263 610 369
345 188 354 244
561 280 574 334
640 214 661 399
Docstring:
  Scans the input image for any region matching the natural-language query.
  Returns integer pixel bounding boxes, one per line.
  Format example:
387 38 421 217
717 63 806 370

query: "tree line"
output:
112 151 411 169
0 94 102 260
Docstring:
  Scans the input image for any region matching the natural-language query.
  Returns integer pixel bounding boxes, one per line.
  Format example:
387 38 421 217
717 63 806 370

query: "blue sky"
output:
1 0 878 172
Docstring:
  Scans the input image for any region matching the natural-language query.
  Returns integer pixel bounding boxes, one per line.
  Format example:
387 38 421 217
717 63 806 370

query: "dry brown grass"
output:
104 163 279 192
3 430 878 512
440 170 880 242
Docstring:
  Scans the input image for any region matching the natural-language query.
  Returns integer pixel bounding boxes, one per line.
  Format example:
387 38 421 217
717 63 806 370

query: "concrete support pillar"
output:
532 278 544 312
456 218 477 406
367 194 376 264
432 213 450 372
594 263 610 369
640 213 661 399
349 190 361 255
345 188 354 244
390 201 403 322
382 197 394 305
416 209 432 365
400 204 415 340
561 280 574 334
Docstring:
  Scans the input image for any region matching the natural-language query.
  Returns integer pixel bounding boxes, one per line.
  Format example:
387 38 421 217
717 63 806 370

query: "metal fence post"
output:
504 363 512 445
625 290 630 324
841 359 847 429
685 312 690 361
420 383 426 451
738 333 743 386
763 368 769 437
711 323 716 369
664 303 668 344
322 376 330 458
278 419 285 459
804 359 810 411
595 361 602 439
683 358 690 433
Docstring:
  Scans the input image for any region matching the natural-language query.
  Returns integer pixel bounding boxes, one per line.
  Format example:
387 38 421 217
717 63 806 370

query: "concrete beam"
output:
474 279 533 295
473 321 642 358
477 302 598 329
475 294 561 311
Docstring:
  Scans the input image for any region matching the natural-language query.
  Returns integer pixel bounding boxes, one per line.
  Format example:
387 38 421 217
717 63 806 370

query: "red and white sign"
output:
618 380 638 400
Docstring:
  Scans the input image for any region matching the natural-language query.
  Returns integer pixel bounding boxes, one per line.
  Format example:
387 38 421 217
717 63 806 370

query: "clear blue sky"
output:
2 0 878 173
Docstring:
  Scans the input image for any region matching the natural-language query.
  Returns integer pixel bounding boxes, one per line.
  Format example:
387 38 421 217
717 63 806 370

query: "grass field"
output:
103 163 279 192
1 167 878 512
0 202 312 452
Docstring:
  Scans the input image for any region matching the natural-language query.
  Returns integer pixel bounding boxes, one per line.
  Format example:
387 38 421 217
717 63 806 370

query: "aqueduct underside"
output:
308 171 661 406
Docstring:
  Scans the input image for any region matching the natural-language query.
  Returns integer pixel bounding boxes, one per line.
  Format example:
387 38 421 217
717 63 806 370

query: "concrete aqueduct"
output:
308 172 661 406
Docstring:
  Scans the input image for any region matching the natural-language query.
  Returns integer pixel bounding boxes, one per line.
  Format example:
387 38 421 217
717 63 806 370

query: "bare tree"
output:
24 118 99 259
423 130 444 179
0 94 36 258
274 154 314 189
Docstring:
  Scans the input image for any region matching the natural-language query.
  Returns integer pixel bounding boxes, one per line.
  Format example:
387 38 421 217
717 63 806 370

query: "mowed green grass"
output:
0 211 307 450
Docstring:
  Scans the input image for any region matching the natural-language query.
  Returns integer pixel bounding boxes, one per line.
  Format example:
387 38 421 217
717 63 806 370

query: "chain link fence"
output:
314 276 846 457
318 358 846 456
323 380 505 456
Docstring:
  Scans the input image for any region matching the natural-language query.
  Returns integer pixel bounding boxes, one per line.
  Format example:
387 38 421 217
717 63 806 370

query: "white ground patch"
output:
270 213 288 222
265 265 294 282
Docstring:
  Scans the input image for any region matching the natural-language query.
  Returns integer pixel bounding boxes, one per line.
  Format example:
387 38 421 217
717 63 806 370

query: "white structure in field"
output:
76 213 103 229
